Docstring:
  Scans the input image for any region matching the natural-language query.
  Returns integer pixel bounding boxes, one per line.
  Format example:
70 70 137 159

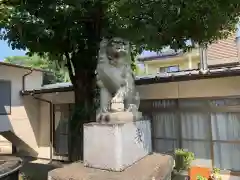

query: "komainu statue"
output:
96 37 141 123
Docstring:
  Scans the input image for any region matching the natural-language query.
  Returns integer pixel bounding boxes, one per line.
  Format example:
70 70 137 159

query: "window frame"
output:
159 65 180 73
0 80 11 115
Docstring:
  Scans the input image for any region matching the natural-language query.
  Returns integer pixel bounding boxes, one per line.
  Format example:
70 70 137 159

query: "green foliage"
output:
174 149 195 171
211 168 222 180
1 0 240 56
5 55 48 69
4 55 70 84
197 175 208 180
196 168 222 180
212 168 221 175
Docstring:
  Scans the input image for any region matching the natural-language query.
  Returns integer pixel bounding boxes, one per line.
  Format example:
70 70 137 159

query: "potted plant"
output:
194 168 222 180
209 168 222 180
174 149 195 172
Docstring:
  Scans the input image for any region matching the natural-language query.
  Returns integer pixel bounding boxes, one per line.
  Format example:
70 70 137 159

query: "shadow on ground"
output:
18 156 65 180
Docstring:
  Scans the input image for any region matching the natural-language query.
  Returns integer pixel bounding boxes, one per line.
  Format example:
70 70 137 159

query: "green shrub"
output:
197 175 208 180
195 168 222 180
212 168 220 174
174 149 195 172
210 168 222 180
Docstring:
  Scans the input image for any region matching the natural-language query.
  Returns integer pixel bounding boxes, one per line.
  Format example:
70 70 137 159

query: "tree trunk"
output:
68 70 97 161
67 3 103 161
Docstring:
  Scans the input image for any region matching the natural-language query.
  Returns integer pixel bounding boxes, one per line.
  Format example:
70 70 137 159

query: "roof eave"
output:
20 66 240 94
136 68 240 85
20 86 74 96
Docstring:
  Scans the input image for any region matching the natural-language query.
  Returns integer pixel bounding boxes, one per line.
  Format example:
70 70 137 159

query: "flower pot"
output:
172 169 189 180
175 154 184 172
189 166 211 180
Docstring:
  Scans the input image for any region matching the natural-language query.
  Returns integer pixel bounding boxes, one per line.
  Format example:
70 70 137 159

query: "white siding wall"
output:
0 65 43 154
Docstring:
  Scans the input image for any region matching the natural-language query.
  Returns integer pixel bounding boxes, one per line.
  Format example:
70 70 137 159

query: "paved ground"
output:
0 155 63 180
0 154 174 180
19 158 64 180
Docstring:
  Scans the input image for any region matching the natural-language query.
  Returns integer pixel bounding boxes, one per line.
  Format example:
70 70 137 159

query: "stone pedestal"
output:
48 153 174 180
83 119 152 171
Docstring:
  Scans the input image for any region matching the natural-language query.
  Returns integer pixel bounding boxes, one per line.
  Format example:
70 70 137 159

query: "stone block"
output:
83 119 152 171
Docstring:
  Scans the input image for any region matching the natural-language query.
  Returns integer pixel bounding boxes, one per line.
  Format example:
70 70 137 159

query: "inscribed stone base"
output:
83 119 151 171
48 153 174 180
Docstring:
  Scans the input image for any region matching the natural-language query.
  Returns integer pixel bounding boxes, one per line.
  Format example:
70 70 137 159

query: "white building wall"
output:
0 65 43 155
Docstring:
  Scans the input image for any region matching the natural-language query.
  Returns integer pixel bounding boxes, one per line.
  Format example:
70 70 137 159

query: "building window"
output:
0 81 11 115
159 65 179 73
53 103 74 156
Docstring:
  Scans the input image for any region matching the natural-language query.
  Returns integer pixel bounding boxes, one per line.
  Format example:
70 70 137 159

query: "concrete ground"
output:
0 155 64 180
19 158 65 180
2 154 240 180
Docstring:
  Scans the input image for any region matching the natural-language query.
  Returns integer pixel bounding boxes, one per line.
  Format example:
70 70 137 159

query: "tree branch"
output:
65 52 75 85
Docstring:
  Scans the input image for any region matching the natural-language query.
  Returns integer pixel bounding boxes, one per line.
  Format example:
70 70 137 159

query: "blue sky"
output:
0 41 26 61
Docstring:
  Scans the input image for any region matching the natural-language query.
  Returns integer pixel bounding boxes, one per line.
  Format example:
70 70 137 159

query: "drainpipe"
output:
236 36 240 63
31 94 54 163
199 45 209 74
22 69 33 91
15 69 34 156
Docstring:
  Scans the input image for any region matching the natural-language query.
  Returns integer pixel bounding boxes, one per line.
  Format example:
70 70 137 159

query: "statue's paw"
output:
96 108 109 122
101 107 108 113
126 104 138 112
96 112 111 123
111 95 124 104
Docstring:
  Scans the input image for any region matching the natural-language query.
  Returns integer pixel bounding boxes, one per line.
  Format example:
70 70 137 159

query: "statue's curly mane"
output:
98 38 131 66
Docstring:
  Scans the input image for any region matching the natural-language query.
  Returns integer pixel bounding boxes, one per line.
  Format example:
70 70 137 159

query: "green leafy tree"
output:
4 55 70 84
0 0 240 161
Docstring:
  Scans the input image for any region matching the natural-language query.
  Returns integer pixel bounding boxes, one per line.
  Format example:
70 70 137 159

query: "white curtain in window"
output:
211 113 240 141
213 143 240 171
153 112 178 139
181 112 211 167
58 134 68 155
153 139 178 153
211 113 240 171
54 104 70 155
181 112 210 140
152 112 178 152
182 141 212 167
